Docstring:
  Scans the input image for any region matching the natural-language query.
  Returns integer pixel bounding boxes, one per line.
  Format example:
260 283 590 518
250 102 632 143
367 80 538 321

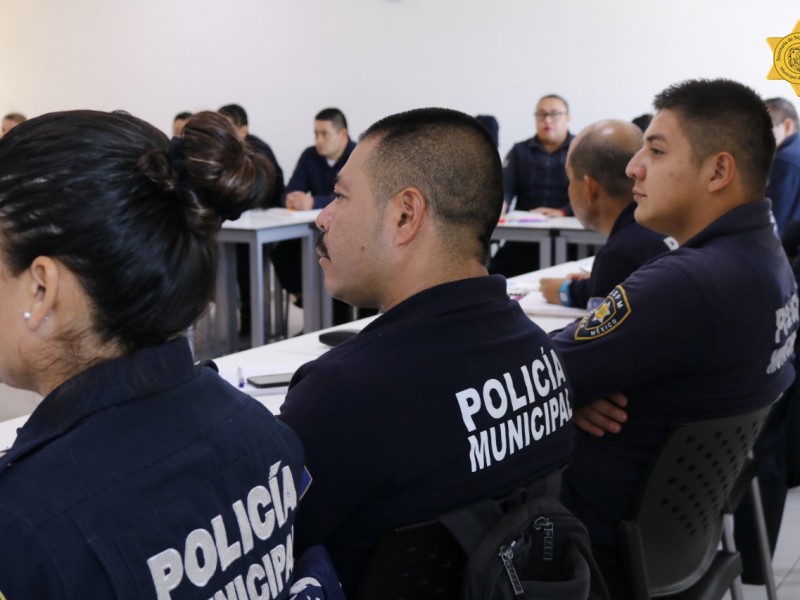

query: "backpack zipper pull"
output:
534 516 555 561
499 540 525 596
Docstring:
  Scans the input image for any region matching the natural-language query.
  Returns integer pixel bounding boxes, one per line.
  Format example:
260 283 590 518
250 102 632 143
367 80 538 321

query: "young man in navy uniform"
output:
551 79 799 597
539 119 673 309
279 108 575 595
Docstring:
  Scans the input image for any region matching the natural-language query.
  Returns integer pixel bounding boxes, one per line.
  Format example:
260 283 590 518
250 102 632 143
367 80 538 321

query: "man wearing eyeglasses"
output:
489 94 574 277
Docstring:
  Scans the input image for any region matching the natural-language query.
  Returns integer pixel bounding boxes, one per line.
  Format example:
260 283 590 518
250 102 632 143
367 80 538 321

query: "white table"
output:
217 209 331 349
492 215 606 269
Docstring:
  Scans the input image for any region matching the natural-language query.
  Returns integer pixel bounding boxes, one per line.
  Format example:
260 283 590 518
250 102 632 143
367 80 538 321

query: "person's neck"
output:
595 199 630 237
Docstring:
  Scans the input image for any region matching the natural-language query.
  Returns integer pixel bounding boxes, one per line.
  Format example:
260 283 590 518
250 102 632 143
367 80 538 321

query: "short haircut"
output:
361 107 503 263
765 97 800 130
219 104 248 127
631 113 653 132
174 111 192 121
0 110 272 353
653 79 775 198
3 112 26 124
569 122 643 199
315 107 348 131
538 94 569 113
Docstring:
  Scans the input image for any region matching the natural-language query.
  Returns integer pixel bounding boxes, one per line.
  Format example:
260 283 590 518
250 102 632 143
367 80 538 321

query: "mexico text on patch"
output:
574 285 632 340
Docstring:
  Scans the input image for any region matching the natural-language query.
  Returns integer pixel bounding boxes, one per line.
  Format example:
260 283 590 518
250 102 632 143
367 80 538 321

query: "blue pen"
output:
237 367 245 388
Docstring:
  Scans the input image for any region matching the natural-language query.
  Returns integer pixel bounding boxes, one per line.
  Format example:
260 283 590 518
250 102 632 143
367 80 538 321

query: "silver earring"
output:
23 311 31 321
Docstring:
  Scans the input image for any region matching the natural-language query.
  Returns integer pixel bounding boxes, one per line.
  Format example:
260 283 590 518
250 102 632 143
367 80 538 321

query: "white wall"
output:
1 0 798 174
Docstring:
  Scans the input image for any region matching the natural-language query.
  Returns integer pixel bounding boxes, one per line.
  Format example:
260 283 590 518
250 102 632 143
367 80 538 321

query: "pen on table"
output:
237 367 244 388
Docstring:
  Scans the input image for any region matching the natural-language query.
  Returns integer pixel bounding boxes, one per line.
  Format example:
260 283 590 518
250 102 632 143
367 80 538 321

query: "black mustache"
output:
316 234 329 258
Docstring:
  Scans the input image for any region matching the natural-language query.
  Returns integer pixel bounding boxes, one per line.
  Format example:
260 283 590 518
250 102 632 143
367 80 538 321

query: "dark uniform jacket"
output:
0 338 306 599
285 140 356 209
568 203 672 308
280 276 575 595
553 200 798 595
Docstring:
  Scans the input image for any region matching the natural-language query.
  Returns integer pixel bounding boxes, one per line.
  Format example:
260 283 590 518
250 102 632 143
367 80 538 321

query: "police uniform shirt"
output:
552 200 798 557
279 275 575 595
284 140 356 209
767 132 800 233
0 338 306 599
568 202 673 308
502 133 574 212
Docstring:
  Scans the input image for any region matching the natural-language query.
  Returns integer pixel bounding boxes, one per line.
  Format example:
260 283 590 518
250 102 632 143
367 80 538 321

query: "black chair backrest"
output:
627 403 773 596
354 519 465 600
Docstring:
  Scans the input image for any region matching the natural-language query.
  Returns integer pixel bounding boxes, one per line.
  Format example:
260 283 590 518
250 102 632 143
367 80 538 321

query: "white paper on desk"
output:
500 210 549 224
516 290 590 318
265 208 322 219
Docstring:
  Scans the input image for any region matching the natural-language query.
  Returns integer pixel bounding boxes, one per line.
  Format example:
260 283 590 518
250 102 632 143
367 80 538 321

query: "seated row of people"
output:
0 78 796 598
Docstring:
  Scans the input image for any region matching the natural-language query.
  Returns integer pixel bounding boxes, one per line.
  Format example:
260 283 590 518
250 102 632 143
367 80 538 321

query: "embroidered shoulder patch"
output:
574 285 632 341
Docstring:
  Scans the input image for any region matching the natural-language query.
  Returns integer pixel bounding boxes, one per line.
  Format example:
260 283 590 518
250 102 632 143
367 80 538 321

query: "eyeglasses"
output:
535 111 567 121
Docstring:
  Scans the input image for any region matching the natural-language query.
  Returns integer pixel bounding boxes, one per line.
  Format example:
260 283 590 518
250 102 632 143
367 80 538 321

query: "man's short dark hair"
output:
569 122 643 199
174 111 192 121
3 112 26 125
539 94 570 114
631 113 652 132
653 79 775 198
219 104 248 127
361 108 503 263
315 108 347 131
765 97 800 130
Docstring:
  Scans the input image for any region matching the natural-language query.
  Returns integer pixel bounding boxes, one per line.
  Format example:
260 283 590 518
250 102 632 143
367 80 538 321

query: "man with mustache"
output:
279 108 575 595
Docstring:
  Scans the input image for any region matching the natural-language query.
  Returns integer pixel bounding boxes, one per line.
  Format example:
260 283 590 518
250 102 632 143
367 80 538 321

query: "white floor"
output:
739 487 800 599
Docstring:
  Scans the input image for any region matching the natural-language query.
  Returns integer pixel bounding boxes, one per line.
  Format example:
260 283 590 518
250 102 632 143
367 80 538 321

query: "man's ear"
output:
393 187 427 246
584 175 601 204
25 256 60 331
706 152 736 194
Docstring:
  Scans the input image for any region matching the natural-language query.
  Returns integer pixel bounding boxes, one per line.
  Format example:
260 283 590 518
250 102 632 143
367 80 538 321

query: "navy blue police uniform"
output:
0 338 307 599
284 140 356 210
279 275 576 595
567 203 673 308
551 200 798 596
490 133 574 277
767 132 800 233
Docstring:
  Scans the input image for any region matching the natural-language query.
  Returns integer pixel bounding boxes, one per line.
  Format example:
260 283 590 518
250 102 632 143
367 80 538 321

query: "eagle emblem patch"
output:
574 285 632 340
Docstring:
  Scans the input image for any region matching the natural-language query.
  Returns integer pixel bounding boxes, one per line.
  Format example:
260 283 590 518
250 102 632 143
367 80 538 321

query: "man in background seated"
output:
219 103 284 206
765 97 800 233
218 103 285 336
551 79 798 597
172 111 191 137
490 94 574 277
271 108 357 323
280 108 575 595
1 112 26 137
540 119 673 309
284 108 355 210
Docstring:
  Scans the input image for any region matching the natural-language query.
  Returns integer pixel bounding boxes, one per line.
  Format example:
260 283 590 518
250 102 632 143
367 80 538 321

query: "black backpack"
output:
438 484 610 600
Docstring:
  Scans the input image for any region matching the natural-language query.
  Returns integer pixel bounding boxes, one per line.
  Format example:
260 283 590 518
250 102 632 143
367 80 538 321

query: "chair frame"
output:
618 402 775 599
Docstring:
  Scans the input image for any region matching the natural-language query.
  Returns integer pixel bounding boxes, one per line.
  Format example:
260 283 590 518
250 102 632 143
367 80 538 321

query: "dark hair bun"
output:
139 111 274 236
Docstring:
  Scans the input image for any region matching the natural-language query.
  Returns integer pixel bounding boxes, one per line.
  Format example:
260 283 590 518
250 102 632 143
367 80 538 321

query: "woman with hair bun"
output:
0 111 306 598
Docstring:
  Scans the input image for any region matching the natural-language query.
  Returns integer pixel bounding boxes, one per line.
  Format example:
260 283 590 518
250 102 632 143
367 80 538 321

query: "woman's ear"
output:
24 256 60 331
